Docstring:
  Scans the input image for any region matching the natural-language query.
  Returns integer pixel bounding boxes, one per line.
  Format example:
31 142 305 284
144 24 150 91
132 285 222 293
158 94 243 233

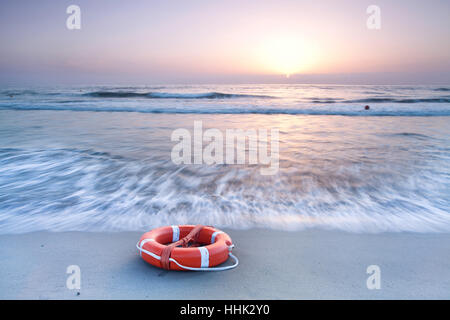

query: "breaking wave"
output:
85 91 276 99
309 97 450 104
0 147 449 234
2 104 450 116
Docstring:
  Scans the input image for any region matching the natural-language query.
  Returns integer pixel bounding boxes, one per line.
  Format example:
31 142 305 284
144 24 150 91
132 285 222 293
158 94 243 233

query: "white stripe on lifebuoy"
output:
139 238 155 257
198 247 209 268
211 231 224 244
171 225 180 242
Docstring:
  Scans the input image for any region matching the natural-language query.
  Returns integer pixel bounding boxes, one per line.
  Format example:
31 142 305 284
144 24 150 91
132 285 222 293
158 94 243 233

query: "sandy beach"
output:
1 229 449 300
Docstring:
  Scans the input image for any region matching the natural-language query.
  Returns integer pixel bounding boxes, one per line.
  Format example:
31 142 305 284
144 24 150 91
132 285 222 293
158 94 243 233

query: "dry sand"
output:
0 229 449 299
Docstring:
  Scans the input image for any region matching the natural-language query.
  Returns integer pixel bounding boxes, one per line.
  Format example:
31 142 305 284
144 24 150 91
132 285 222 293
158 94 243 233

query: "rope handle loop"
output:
136 241 239 272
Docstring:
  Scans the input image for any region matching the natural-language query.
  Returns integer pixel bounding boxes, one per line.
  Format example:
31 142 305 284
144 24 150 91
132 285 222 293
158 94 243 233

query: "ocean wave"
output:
81 92 450 103
2 104 450 116
1 90 63 97
1 90 39 96
311 100 338 103
0 147 449 234
85 91 276 99
384 132 433 140
311 98 450 104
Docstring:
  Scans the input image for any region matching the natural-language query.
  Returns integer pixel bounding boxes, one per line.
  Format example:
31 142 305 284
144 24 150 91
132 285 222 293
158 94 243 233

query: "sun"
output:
257 36 318 77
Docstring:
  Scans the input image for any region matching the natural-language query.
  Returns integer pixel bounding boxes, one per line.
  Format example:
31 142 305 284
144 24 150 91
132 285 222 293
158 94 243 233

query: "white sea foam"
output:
0 146 449 234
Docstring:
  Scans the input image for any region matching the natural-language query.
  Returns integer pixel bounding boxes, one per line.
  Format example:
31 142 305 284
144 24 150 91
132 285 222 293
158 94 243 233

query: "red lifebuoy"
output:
137 225 236 271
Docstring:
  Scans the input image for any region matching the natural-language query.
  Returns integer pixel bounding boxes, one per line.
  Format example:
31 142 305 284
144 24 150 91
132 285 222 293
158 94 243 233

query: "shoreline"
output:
1 229 449 299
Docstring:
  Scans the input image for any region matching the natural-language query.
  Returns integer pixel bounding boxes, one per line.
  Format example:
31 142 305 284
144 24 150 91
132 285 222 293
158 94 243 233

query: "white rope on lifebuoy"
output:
136 242 239 272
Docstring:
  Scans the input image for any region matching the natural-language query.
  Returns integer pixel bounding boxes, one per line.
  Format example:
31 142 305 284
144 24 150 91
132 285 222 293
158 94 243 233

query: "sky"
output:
0 0 449 85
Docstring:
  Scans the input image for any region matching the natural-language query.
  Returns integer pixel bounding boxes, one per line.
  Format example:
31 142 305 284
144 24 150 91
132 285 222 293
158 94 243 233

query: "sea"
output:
0 84 449 233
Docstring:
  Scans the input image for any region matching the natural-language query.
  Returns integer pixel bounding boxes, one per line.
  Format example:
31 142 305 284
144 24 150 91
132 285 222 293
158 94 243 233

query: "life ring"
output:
136 225 238 271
